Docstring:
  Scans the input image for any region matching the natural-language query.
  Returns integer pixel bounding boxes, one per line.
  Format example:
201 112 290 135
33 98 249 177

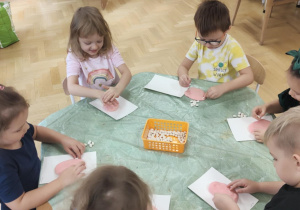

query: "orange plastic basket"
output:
141 118 189 153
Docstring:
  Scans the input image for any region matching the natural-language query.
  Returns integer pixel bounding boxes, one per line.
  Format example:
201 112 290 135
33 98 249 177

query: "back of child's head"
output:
0 84 29 134
194 0 231 37
286 49 300 79
68 6 112 60
70 165 152 210
264 106 300 154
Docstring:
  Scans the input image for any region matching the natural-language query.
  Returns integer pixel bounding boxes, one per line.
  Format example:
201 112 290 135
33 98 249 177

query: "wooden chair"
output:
101 0 108 9
231 0 241 26
260 0 298 45
246 54 266 93
62 77 76 104
231 0 299 45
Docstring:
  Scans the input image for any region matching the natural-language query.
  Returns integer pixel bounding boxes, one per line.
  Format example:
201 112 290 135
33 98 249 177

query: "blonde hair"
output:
264 106 300 154
0 84 29 134
67 6 112 60
70 165 152 210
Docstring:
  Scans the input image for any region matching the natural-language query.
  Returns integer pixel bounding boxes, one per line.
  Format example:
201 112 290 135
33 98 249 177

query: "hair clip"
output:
286 48 300 71
0 85 4 90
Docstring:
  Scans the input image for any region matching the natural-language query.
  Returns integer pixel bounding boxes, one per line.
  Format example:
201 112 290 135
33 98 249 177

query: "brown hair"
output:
0 84 29 134
194 0 231 37
70 165 152 210
67 6 113 60
264 106 300 154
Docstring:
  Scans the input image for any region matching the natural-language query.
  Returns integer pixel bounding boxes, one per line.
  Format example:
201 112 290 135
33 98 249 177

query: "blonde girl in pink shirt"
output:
66 6 132 103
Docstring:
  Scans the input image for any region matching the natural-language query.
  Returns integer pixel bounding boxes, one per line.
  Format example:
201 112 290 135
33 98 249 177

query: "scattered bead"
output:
190 100 199 107
85 140 95 148
234 112 248 118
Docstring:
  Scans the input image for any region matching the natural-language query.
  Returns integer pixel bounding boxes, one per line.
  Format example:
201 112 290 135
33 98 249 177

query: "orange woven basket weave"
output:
141 118 189 153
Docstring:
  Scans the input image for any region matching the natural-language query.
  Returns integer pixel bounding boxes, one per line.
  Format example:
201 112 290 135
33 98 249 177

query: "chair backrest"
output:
62 77 76 104
246 54 266 93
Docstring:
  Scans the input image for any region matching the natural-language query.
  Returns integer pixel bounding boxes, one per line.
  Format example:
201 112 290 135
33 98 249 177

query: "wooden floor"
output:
1 0 300 155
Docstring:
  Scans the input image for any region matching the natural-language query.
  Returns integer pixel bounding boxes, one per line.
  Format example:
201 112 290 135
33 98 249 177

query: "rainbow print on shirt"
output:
87 69 114 87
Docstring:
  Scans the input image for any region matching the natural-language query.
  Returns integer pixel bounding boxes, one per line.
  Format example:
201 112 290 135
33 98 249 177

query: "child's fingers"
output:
72 145 83 158
74 145 84 159
102 85 110 90
228 180 244 190
67 148 76 159
74 162 86 175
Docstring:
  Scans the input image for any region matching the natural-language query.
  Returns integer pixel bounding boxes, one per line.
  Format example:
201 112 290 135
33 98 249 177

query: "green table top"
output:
40 72 278 210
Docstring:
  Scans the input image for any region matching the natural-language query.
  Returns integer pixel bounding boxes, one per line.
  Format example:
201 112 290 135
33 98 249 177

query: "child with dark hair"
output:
0 85 86 210
251 49 300 142
177 0 253 99
70 165 154 210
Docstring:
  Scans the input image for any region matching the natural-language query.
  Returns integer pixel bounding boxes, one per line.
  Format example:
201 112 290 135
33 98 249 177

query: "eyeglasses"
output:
195 31 223 46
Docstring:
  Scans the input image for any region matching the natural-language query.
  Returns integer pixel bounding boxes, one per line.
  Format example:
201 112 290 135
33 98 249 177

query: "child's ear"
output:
293 154 300 168
225 26 232 33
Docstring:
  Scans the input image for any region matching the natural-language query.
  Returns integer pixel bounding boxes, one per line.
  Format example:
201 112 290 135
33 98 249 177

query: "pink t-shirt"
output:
66 45 124 90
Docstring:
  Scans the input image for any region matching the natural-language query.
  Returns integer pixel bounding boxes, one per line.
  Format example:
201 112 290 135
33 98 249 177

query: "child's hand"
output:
213 194 239 210
179 74 191 87
57 161 86 187
61 137 85 159
253 129 265 143
102 85 121 103
252 105 266 120
205 85 224 99
228 179 259 194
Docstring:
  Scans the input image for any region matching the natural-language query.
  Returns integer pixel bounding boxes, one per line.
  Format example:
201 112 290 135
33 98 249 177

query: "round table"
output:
40 72 277 210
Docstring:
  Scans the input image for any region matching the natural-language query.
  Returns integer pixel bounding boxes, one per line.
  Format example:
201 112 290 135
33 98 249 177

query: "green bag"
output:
0 2 19 48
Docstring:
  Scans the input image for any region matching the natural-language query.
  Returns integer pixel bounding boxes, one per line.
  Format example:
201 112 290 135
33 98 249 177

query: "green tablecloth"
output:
40 72 278 210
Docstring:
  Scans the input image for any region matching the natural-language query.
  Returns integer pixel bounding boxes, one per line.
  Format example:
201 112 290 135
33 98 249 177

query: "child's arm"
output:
213 194 240 210
33 125 85 159
5 162 85 210
228 179 284 195
205 66 254 99
102 63 132 103
252 99 284 120
177 57 194 87
67 75 106 100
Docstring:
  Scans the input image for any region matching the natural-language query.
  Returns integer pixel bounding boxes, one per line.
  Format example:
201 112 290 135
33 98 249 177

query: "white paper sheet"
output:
188 167 258 210
89 96 138 120
144 75 188 97
39 151 97 184
152 194 171 210
227 115 273 141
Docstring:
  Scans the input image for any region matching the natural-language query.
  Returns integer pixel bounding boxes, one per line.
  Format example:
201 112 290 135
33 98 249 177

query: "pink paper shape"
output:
248 119 271 134
185 87 205 101
208 181 239 203
103 99 119 112
54 159 84 175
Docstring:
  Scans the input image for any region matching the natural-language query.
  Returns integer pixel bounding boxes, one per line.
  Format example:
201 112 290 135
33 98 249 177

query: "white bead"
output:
233 115 237 118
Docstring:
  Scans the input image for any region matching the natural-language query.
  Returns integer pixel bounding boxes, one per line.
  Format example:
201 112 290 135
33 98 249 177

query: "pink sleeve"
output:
66 52 82 78
109 45 125 68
